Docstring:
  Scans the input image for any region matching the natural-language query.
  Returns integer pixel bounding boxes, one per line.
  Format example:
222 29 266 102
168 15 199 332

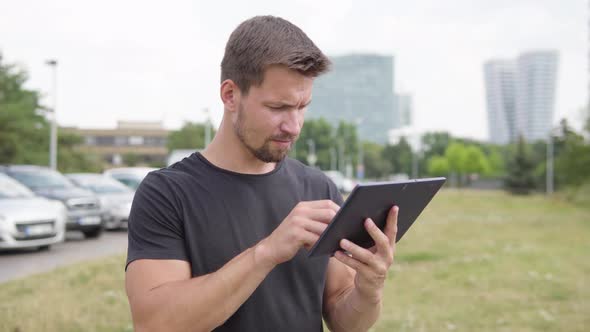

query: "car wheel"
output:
83 228 103 239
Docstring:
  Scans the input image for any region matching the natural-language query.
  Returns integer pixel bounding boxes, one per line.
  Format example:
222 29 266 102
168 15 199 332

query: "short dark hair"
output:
221 15 331 94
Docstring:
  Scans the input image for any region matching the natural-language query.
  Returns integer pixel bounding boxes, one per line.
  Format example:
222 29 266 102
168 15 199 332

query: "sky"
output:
0 0 587 141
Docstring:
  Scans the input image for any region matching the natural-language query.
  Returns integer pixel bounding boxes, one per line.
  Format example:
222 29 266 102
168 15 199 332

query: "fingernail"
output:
341 239 349 248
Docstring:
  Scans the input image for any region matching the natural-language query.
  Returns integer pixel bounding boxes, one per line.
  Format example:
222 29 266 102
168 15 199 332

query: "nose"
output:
280 111 302 138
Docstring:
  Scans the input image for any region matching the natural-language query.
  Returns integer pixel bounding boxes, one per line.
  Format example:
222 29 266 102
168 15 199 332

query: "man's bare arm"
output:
126 243 275 332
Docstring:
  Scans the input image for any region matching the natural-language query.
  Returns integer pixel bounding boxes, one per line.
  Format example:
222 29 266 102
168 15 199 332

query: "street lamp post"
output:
355 117 364 181
203 108 211 147
329 147 337 170
546 129 555 195
338 141 345 174
45 59 58 170
306 139 317 167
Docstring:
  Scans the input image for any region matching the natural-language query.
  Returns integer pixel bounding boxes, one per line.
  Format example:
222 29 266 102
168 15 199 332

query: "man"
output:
125 15 399 332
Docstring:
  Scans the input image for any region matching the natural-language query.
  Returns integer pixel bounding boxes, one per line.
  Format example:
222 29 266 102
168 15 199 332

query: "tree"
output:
362 142 391 179
487 148 505 177
57 132 102 173
167 121 216 151
505 136 536 195
123 153 140 167
427 155 450 177
421 132 451 157
382 137 412 175
295 118 335 169
554 121 590 186
444 142 468 186
0 55 49 165
463 145 490 175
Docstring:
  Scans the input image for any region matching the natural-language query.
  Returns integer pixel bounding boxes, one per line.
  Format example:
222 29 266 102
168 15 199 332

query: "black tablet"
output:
308 177 446 257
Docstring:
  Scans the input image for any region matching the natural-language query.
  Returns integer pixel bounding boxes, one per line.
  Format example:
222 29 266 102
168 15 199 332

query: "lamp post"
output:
45 59 58 170
306 139 317 167
355 117 365 181
546 127 559 195
338 140 345 174
203 108 211 147
329 147 337 170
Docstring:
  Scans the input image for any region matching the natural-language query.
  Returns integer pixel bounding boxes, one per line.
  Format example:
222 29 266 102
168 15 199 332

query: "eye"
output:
269 105 287 111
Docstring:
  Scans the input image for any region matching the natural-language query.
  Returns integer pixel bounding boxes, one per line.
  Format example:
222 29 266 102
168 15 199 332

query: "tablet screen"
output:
308 177 446 257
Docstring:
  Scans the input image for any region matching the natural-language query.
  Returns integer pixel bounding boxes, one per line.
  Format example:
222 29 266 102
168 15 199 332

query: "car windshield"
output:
111 175 143 190
69 175 132 194
0 174 36 199
8 169 75 190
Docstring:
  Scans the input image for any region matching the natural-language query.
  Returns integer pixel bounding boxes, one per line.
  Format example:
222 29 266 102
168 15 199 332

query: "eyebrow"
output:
267 99 312 108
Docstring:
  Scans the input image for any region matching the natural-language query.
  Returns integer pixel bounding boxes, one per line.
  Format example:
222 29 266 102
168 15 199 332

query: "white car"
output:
67 173 135 230
103 167 156 190
0 173 67 250
324 170 357 194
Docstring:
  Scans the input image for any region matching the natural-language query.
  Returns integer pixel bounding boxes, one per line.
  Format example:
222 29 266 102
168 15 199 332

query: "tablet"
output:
308 177 446 257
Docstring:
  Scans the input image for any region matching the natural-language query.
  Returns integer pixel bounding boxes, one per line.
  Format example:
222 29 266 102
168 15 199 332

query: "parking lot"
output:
0 231 128 283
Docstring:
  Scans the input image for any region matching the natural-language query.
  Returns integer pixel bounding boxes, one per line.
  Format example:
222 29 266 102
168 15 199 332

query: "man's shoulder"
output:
141 153 206 191
283 157 332 183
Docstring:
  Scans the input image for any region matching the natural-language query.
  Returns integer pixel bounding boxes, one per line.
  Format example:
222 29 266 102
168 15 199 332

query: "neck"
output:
201 117 277 175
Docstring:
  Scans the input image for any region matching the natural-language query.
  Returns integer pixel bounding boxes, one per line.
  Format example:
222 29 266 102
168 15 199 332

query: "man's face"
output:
233 65 313 163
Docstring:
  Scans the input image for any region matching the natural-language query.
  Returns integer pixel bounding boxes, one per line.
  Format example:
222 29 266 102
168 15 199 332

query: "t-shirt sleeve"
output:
326 177 345 206
125 171 188 270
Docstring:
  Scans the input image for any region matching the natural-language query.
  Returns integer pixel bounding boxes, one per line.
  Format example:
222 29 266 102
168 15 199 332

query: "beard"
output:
234 103 297 163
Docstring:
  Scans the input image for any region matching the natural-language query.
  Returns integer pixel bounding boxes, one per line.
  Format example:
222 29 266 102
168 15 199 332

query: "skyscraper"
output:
308 54 397 143
484 50 558 144
484 60 516 144
395 93 413 128
515 51 559 142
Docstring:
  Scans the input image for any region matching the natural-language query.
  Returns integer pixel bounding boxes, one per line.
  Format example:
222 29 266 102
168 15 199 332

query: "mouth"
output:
271 139 292 148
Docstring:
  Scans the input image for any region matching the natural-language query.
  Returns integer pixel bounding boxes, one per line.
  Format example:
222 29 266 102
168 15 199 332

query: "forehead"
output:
250 65 313 102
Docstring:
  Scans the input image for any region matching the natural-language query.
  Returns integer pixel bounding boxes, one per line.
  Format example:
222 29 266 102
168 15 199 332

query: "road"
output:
0 231 128 283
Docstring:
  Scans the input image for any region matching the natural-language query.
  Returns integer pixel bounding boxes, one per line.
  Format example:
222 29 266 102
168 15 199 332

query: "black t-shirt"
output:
126 152 343 331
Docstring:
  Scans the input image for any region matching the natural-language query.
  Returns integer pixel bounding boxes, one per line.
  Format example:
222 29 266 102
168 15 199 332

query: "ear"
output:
220 79 240 113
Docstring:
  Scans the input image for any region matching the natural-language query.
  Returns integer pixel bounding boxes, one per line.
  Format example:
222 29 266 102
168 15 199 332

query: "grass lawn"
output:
1 189 588 331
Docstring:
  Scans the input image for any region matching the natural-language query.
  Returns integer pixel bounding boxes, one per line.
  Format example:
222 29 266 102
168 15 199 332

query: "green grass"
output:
1 189 588 332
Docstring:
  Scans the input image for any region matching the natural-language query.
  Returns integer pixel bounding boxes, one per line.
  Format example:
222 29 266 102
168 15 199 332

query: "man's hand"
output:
256 200 340 268
333 206 399 305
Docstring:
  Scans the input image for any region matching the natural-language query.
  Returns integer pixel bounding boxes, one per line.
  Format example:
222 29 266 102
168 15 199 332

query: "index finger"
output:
383 205 399 246
300 199 340 212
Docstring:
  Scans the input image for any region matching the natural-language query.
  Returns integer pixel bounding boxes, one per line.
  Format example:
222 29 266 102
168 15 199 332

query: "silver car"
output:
0 173 67 250
103 167 156 190
66 173 135 230
1 165 103 238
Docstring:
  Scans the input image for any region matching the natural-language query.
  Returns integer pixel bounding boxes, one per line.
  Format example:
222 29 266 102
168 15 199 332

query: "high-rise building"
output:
395 93 413 128
484 60 516 144
484 50 558 143
515 51 559 142
308 54 397 143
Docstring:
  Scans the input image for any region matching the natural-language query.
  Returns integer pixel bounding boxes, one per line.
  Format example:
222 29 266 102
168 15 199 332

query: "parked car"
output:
0 173 67 250
66 173 134 230
103 167 156 190
324 170 356 194
0 165 103 238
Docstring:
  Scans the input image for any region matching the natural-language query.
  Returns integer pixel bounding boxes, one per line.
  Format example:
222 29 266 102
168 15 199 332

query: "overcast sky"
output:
0 0 587 140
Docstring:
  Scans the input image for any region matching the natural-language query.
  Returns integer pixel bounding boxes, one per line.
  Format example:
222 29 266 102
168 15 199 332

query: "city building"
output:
484 60 517 144
308 54 398 144
395 93 413 128
484 50 558 144
515 51 559 142
64 121 169 166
